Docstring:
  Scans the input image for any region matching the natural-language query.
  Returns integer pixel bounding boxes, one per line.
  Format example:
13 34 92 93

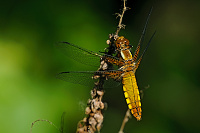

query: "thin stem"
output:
115 0 128 36
119 109 131 133
30 119 59 133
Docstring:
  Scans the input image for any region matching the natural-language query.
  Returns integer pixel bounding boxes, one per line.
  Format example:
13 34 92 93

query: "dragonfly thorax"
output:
121 49 132 60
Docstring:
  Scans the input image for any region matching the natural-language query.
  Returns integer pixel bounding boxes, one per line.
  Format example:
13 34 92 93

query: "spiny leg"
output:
135 31 156 70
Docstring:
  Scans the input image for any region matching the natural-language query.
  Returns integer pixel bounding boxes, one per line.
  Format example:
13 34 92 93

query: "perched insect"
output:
56 8 155 121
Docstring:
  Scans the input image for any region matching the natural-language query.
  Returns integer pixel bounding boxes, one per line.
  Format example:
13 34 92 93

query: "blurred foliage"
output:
0 0 200 133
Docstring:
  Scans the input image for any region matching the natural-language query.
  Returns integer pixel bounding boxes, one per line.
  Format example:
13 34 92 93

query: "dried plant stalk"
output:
119 109 132 133
76 87 105 133
76 61 107 133
30 119 59 133
76 32 122 132
115 0 129 36
77 0 130 132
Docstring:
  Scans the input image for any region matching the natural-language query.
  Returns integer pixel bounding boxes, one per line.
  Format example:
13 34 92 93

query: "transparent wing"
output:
56 42 103 67
56 70 122 88
56 71 97 87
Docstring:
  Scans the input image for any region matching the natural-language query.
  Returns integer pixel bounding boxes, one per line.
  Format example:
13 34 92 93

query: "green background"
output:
0 0 200 133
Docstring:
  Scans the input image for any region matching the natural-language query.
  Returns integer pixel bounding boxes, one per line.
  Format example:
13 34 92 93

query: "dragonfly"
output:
56 9 155 121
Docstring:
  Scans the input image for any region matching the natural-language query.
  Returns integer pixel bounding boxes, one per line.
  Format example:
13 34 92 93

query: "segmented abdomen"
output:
122 72 142 121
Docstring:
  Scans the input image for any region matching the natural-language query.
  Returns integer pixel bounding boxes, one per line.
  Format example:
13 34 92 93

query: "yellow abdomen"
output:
122 72 142 121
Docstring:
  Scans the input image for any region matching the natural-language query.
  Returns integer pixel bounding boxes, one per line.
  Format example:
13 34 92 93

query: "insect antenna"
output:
133 7 153 62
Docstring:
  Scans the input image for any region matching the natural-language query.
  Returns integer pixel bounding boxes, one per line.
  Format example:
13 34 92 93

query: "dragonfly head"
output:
115 36 132 50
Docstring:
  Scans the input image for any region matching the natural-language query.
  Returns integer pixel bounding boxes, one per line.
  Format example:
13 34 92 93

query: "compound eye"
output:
124 39 130 45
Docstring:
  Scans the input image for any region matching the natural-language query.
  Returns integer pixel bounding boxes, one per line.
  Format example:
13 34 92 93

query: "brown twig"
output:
119 109 132 133
76 87 105 133
115 0 129 36
77 0 130 132
76 59 108 133
30 119 59 133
